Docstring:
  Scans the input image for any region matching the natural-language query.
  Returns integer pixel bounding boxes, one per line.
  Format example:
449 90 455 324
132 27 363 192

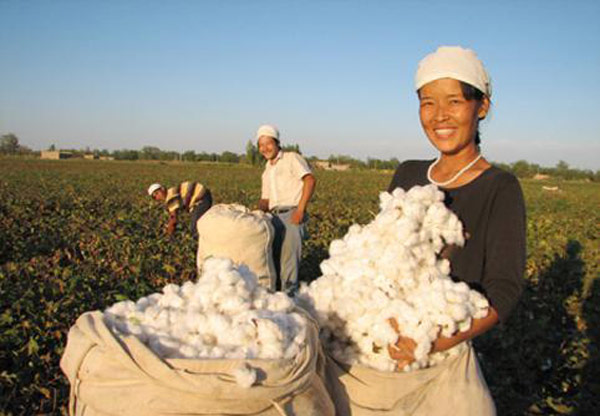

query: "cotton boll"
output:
446 290 468 304
439 320 457 338
218 295 250 315
162 284 180 296
267 292 293 312
210 345 225 358
180 281 196 300
436 259 451 276
255 319 284 345
458 317 472 333
473 307 489 320
106 300 136 317
159 291 185 309
179 344 199 359
469 291 490 309
329 239 347 257
202 333 218 346
149 335 181 358
370 320 399 346
135 297 151 311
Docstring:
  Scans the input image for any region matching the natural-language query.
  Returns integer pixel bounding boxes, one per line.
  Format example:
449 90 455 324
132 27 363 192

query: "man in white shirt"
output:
256 124 316 294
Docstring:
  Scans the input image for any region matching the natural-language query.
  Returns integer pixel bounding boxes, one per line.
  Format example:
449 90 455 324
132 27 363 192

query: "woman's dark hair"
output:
459 81 486 146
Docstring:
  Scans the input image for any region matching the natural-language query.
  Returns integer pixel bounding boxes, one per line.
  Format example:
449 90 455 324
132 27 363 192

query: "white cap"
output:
147 183 163 196
255 124 279 141
415 46 492 97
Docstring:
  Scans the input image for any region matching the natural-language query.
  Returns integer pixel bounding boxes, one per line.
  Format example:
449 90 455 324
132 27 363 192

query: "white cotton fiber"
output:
232 363 257 388
103 257 308 387
297 184 489 372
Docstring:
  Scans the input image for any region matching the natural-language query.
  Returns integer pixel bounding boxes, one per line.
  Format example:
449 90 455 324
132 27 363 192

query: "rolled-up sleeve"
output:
290 153 312 179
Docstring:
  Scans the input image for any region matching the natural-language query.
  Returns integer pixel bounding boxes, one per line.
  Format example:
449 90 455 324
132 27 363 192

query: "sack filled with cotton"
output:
196 203 276 289
60 257 334 416
298 185 489 372
296 185 492 415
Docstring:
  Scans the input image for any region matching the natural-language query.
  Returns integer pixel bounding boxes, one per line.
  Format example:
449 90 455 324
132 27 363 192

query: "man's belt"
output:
271 206 295 214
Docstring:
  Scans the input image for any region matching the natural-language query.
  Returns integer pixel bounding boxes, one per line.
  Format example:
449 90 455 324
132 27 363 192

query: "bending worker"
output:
256 124 316 294
148 181 213 238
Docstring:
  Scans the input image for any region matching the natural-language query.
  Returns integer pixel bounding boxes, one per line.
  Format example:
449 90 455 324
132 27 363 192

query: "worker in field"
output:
256 124 316 294
148 181 213 238
384 46 526 414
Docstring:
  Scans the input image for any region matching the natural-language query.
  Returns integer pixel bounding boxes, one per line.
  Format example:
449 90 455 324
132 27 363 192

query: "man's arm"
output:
166 212 177 235
290 174 316 225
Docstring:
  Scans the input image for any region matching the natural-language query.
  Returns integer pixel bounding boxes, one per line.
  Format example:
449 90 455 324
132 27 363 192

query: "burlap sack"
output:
325 344 495 416
196 204 276 289
60 310 334 416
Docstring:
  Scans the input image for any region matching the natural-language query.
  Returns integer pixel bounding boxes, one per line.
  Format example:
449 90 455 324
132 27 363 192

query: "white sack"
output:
197 204 276 288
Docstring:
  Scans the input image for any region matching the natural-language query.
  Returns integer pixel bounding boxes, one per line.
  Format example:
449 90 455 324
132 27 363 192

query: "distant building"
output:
40 150 72 160
533 173 550 180
99 156 114 161
84 154 98 160
313 160 351 171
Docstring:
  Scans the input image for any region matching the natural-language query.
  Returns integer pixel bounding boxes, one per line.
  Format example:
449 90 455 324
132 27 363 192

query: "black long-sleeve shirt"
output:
388 160 526 323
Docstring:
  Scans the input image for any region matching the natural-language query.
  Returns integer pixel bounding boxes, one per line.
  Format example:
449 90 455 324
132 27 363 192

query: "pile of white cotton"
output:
103 257 308 387
297 185 489 372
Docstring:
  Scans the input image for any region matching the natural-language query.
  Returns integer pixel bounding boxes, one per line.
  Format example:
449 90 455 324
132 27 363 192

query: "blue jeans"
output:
270 209 307 295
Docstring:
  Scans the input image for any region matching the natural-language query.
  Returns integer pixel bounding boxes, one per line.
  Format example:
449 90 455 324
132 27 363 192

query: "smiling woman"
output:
386 46 527 415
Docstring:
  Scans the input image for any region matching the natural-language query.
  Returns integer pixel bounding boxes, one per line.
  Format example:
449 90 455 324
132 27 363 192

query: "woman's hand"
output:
388 336 417 369
387 318 416 369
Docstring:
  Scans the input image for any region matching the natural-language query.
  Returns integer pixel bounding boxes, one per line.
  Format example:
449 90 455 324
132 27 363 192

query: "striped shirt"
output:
166 181 207 214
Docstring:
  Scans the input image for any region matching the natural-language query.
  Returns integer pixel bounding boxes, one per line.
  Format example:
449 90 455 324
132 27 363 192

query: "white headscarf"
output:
414 46 492 97
255 124 280 141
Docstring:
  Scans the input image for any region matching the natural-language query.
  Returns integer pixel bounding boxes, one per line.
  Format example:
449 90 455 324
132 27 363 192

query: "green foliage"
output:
0 160 598 414
282 143 301 154
0 134 32 155
245 140 260 165
494 159 600 182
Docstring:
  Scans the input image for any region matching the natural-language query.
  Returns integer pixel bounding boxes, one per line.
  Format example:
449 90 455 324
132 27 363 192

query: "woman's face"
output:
418 78 489 156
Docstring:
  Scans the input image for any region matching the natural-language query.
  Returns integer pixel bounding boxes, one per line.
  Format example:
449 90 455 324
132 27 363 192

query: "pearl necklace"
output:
427 154 483 187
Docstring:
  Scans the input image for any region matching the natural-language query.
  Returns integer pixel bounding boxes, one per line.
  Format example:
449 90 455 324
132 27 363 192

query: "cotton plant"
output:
103 257 308 387
297 185 489 372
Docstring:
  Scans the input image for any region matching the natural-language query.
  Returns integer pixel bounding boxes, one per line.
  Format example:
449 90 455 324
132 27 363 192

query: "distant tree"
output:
556 160 571 178
328 154 366 169
141 146 162 160
245 140 259 165
556 160 569 171
48 144 56 151
113 149 139 160
282 143 301 154
182 150 196 162
160 151 180 161
0 133 20 154
511 160 534 178
219 151 240 163
492 162 512 173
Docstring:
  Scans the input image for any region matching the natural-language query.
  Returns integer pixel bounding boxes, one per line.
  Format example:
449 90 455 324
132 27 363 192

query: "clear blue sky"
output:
1 0 599 170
